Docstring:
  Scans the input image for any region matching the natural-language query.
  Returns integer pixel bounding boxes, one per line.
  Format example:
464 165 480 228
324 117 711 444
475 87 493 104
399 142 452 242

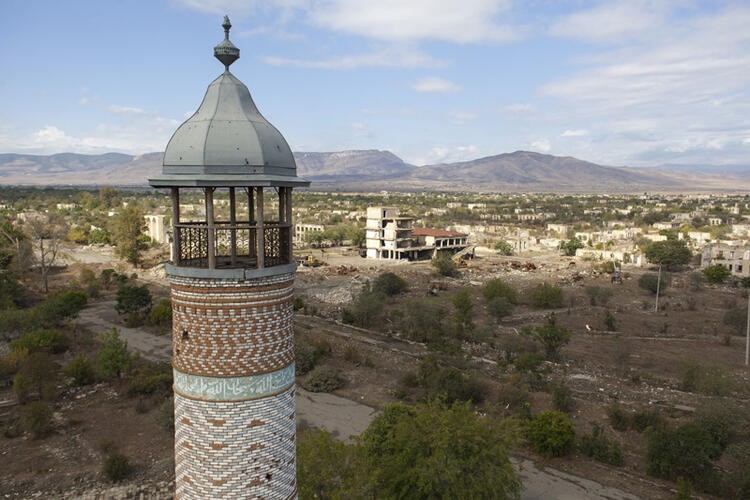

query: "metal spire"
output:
214 15 240 71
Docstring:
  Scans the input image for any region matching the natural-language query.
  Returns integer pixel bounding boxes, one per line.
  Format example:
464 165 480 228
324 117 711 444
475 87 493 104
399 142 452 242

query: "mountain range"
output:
0 150 748 193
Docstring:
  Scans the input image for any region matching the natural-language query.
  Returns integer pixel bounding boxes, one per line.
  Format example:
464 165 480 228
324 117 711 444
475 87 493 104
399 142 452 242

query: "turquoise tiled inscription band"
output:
173 363 295 401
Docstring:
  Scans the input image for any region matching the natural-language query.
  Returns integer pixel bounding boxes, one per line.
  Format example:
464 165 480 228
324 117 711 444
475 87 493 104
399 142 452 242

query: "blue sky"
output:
1 0 749 167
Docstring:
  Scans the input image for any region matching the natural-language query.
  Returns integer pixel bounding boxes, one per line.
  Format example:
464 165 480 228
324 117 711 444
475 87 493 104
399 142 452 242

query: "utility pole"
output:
654 262 662 313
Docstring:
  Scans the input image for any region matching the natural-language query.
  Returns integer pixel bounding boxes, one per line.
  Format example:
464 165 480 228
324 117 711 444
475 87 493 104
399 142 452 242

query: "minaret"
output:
149 16 308 499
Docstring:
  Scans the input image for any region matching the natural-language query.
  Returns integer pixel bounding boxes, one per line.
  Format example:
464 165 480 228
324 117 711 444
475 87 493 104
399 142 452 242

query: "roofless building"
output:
149 16 308 498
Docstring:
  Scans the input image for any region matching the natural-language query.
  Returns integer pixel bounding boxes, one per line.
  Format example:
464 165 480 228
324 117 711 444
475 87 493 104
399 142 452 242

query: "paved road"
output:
75 301 641 499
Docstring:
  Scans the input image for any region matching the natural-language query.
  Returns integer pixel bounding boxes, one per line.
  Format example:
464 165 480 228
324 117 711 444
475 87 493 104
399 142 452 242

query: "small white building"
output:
144 214 168 244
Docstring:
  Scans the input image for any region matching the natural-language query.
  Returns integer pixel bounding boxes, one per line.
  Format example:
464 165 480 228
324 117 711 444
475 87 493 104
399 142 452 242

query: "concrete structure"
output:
149 17 308 499
701 243 750 277
293 223 324 247
365 206 467 260
144 214 167 244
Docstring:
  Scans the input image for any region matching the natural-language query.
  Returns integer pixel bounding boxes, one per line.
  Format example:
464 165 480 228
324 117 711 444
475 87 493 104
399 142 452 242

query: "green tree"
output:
560 238 583 256
452 289 474 334
432 253 458 277
372 272 407 296
646 424 720 492
702 264 731 284
297 428 364 499
526 313 571 361
401 299 445 343
347 226 366 248
644 240 691 269
495 240 513 255
115 284 152 316
484 278 518 304
526 410 576 458
359 400 521 499
526 282 565 308
111 203 146 265
342 288 384 328
63 354 96 386
97 328 132 379
638 272 671 295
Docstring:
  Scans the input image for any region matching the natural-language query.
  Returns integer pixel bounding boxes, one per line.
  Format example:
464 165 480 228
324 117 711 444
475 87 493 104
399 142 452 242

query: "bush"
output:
157 398 174 432
451 289 474 335
126 362 173 396
22 401 53 438
494 240 513 255
606 403 630 432
526 411 576 458
551 382 575 413
723 306 748 335
115 284 152 316
638 272 671 295
11 329 69 354
372 272 408 296
579 425 623 465
487 296 515 321
526 313 571 361
35 290 88 326
63 355 96 386
585 286 613 306
302 367 345 393
647 424 720 492
147 299 172 326
526 283 564 309
102 452 131 482
702 264 732 284
97 328 132 379
632 408 665 433
401 299 445 343
680 361 733 397
416 355 487 404
14 352 58 402
483 278 518 304
343 289 384 328
432 254 458 277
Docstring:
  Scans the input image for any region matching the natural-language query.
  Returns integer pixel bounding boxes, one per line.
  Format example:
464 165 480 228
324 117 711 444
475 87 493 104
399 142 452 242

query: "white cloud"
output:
410 144 479 165
108 105 147 115
561 129 588 137
504 103 531 113
539 5 750 166
530 138 551 153
412 77 460 93
549 1 668 43
309 0 516 43
261 46 443 69
173 0 307 19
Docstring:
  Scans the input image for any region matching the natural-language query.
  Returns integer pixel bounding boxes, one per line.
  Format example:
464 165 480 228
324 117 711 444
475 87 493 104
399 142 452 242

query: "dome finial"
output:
214 15 240 71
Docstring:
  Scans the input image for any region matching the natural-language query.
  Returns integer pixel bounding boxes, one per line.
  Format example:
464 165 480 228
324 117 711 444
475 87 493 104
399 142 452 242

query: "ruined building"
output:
149 17 308 498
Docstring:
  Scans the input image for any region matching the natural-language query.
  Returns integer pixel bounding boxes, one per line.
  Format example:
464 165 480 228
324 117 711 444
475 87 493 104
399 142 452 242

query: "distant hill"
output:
1 150 748 192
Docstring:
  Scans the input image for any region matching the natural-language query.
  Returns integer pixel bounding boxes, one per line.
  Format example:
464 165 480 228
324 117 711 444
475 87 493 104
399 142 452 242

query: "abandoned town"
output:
1 184 750 499
3 2 750 500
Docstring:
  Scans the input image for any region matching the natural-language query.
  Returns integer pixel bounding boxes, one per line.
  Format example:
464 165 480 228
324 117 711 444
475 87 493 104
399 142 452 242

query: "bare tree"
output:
0 216 33 276
26 213 68 293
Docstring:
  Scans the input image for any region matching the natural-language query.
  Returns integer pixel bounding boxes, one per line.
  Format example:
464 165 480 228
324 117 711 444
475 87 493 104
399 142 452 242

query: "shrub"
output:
14 352 58 402
527 313 571 361
606 403 629 432
63 355 96 386
432 254 458 277
526 283 564 309
147 299 172 326
102 452 131 482
724 306 748 335
416 355 487 404
688 271 706 291
302 367 345 393
11 329 69 354
702 264 732 284
157 398 174 432
680 361 733 397
551 382 575 413
35 291 88 326
638 272 671 295
585 286 613 306
579 425 624 466
401 299 445 343
125 361 172 396
487 296 514 321
515 353 543 373
483 278 518 304
632 408 665 433
526 411 576 458
693 401 744 452
494 240 513 255
647 424 720 492
22 401 53 438
603 310 616 331
115 284 152 316
296 339 329 376
293 296 305 311
451 290 474 335
372 272 408 296
343 289 384 328
97 328 132 379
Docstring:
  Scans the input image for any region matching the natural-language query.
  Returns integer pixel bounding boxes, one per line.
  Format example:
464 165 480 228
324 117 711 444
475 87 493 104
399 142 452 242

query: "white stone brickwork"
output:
170 272 297 499
174 385 296 499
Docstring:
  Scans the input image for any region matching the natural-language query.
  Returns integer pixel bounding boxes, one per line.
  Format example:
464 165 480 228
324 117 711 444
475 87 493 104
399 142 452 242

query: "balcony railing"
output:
174 220 291 269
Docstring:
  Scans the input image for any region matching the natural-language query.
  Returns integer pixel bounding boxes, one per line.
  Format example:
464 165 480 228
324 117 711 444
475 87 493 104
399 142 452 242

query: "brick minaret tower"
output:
149 16 308 499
